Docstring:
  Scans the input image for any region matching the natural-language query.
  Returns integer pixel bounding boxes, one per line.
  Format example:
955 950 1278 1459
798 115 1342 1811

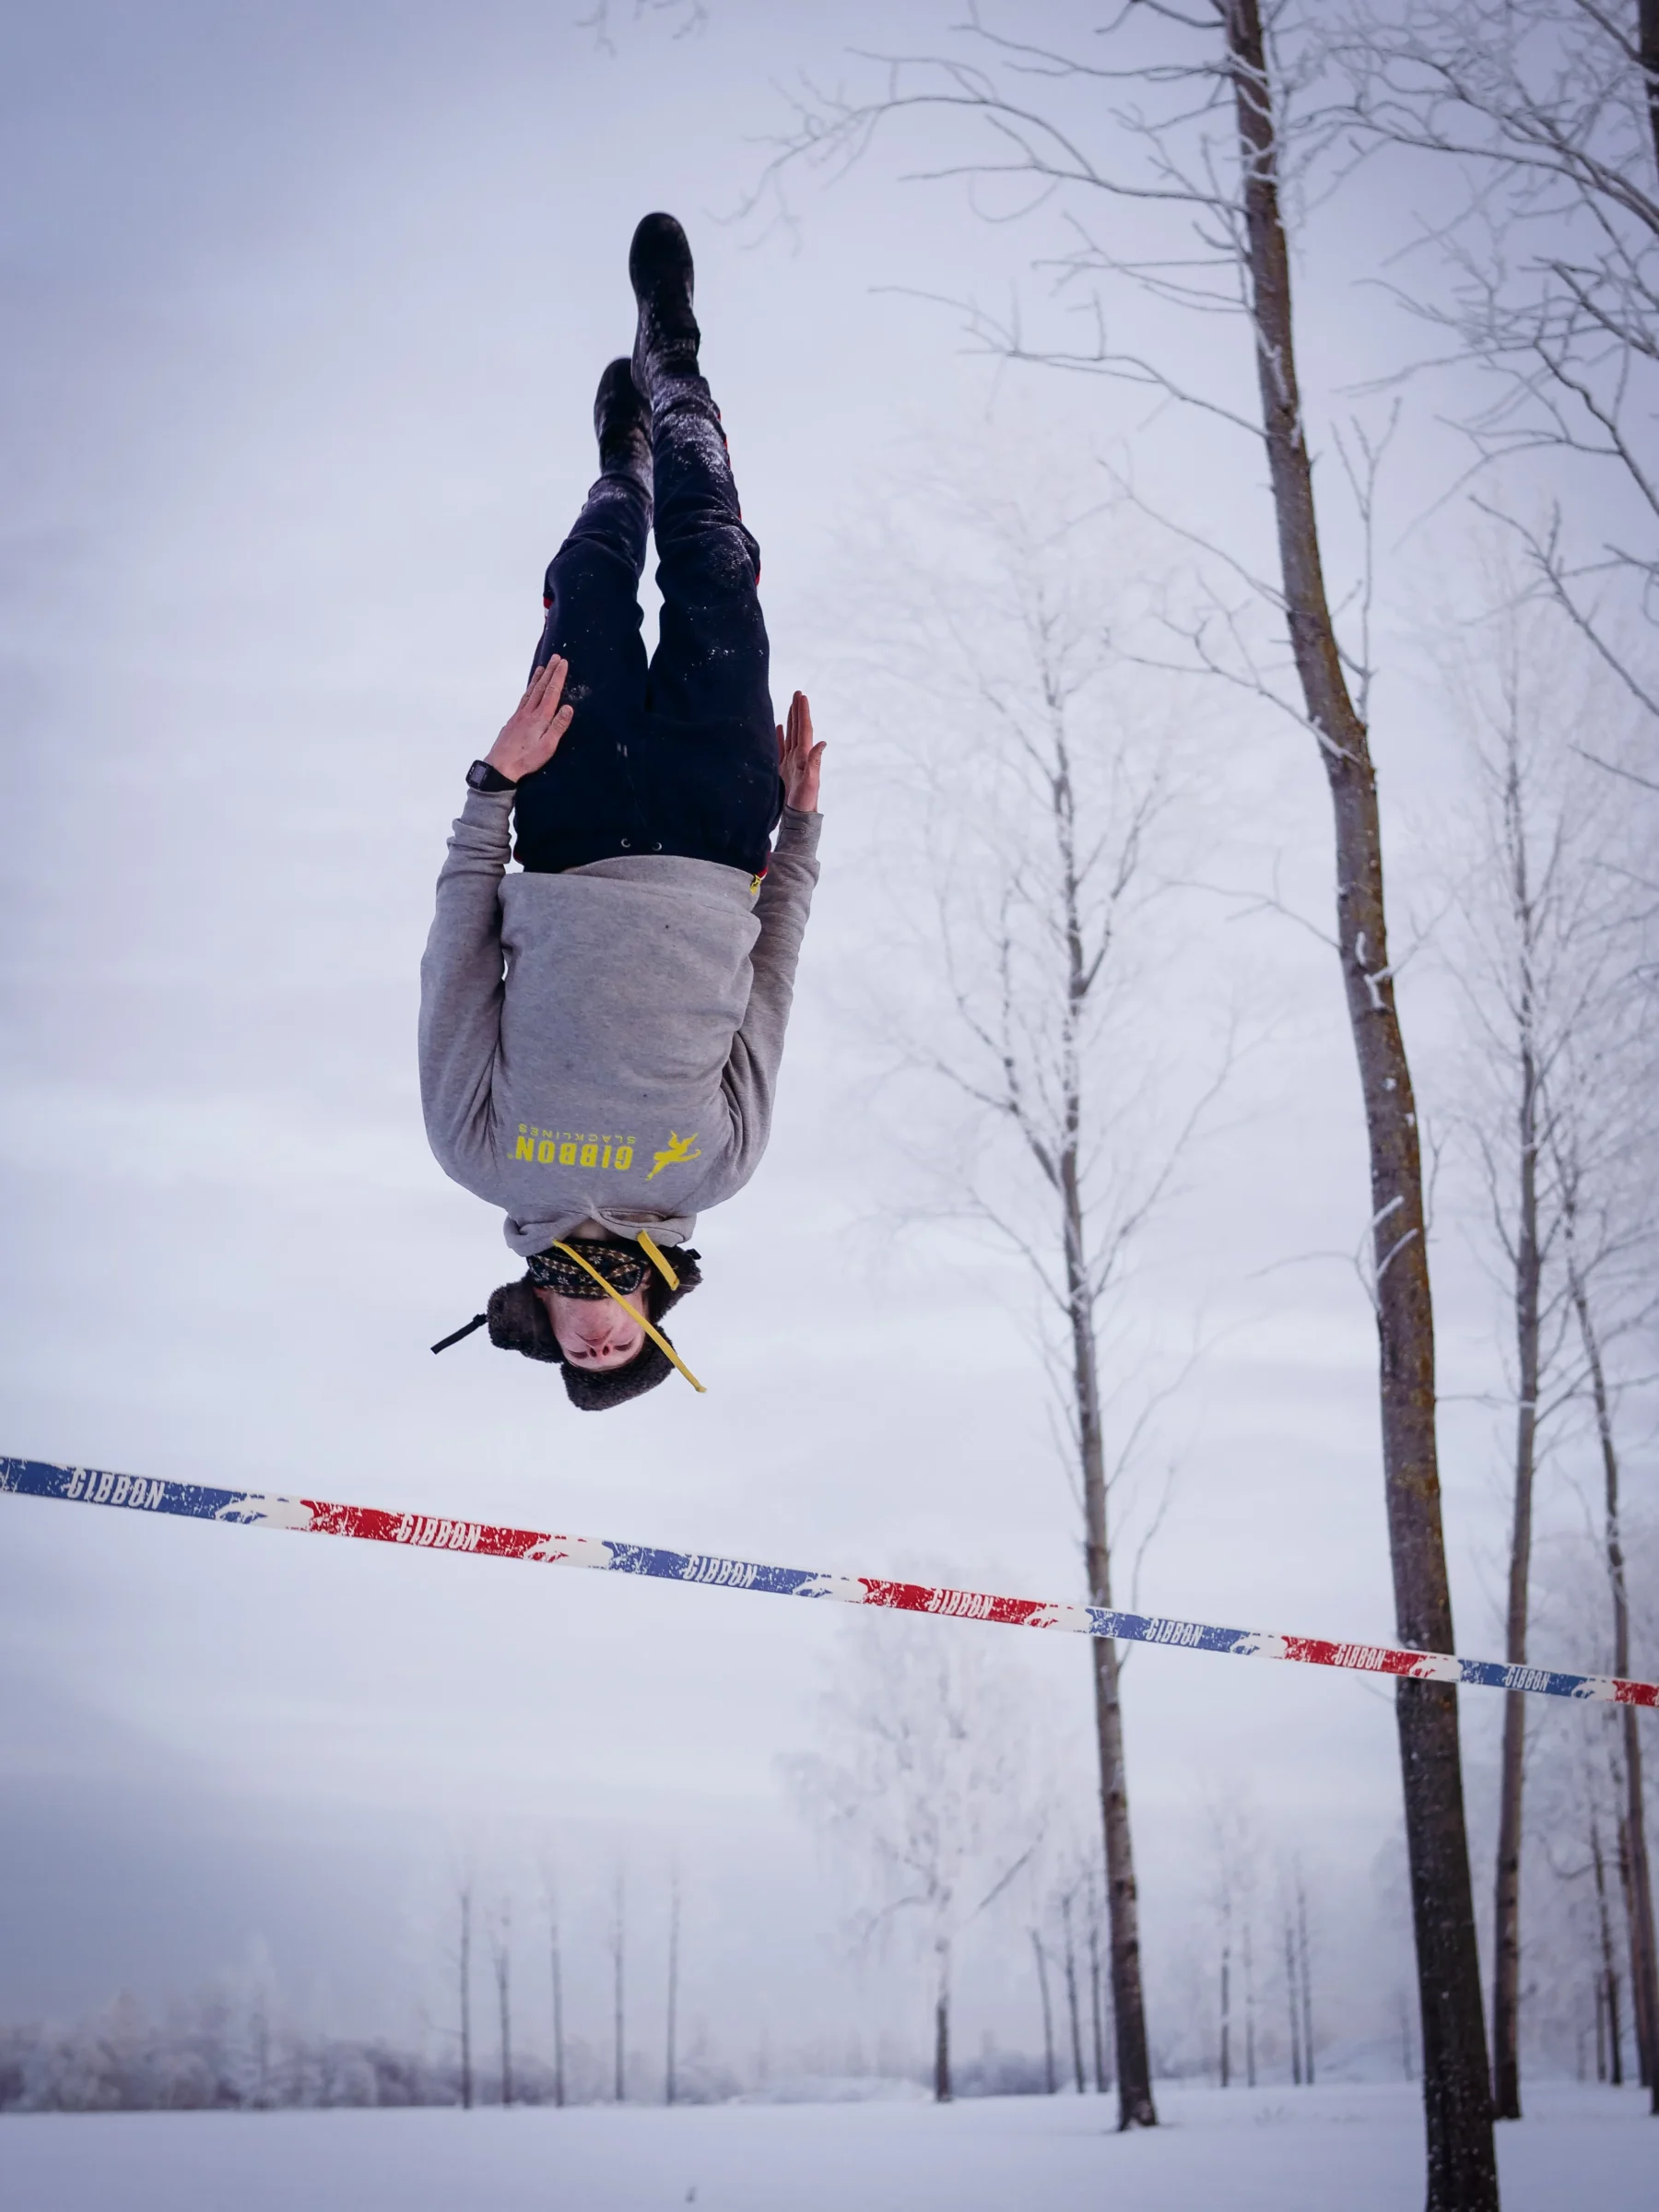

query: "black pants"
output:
513 371 782 877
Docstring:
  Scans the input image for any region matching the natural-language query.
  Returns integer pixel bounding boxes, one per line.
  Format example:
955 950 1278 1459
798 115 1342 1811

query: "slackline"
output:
3 1453 1654 1709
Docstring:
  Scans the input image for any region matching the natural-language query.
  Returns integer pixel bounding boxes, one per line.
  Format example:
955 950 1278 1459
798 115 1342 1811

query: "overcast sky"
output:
0 0 1645 2085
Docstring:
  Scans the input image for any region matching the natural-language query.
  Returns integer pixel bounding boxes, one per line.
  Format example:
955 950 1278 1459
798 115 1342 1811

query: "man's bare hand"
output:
778 691 824 813
485 655 574 783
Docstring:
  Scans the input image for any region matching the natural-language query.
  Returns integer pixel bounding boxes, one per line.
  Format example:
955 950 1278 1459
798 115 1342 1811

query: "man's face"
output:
535 1284 647 1372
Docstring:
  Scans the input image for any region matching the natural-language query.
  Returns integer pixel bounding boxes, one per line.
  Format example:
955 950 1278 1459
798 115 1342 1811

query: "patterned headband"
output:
525 1240 649 1300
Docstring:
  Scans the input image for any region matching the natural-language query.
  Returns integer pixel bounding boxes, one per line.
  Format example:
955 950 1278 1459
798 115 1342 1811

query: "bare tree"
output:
1591 1803 1628 2085
611 1867 627 2105
1208 25 1490 2179
1219 1921 1233 2090
759 7 1495 2192
1480 708 1554 2127
1324 86 1659 2081
1061 1881 1087 2093
1296 1865 1316 2088
1210 1800 1265 2089
1535 704 1658 2111
490 1900 513 2109
1330 0 1659 727
1282 1895 1303 2085
1430 569 1621 2117
794 1613 1039 2104
665 1868 681 2108
1087 1867 1110 2092
1529 1699 1651 2088
1031 1926 1059 2095
833 426 1230 2130
544 1865 567 2109
1562 1187 1659 2101
456 1880 474 2112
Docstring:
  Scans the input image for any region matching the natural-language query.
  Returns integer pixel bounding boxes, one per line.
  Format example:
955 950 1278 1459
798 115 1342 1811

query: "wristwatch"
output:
466 759 517 794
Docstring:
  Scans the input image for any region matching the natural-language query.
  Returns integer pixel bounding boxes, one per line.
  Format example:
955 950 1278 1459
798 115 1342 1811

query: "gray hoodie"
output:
418 787 822 1257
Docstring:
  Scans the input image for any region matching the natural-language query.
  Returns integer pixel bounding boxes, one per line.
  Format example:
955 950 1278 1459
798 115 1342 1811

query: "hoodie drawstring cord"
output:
636 1229 680 1291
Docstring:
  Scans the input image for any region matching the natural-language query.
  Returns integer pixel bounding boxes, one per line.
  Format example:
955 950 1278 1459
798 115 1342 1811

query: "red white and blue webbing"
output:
3 1453 1654 1708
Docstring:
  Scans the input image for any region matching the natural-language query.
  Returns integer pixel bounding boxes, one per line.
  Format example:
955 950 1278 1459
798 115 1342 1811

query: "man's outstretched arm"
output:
418 659 573 1182
721 692 825 1165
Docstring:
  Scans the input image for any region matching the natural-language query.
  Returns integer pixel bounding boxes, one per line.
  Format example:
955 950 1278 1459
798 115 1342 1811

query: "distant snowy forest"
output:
6 1555 1653 2117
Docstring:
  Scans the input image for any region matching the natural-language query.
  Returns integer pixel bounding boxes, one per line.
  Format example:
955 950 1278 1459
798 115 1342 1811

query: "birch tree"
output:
1553 1001 1659 2105
1432 577 1609 2117
1447 600 1659 2116
838 452 1225 2130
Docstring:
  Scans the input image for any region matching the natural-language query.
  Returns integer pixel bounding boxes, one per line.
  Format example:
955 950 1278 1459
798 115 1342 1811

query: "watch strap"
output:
466 759 517 794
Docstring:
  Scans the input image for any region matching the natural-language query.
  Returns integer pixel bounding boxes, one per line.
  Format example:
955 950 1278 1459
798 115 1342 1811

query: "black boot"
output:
629 212 700 402
594 357 651 488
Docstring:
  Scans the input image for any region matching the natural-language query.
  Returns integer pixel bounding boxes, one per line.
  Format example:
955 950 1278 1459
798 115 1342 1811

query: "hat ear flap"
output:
487 1278 562 1362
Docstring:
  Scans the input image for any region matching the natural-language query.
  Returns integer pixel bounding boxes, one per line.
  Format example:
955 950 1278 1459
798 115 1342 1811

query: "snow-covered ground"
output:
2 2082 1652 2212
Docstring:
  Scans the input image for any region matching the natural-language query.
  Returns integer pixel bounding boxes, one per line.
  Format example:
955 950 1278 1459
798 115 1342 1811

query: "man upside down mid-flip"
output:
419 215 824 1412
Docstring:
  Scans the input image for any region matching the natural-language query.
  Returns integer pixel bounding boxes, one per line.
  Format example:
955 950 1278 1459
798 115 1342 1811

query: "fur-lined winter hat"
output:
432 1241 703 1413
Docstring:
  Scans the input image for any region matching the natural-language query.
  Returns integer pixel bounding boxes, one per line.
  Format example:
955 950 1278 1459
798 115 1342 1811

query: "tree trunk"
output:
613 1872 627 2104
934 1976 952 2104
497 1938 513 2109
1591 1812 1624 2088
1224 7 1496 2200
1628 1805 1654 2079
1490 1661 1528 2114
1031 1929 1057 2094
1568 1235 1659 2109
1624 1759 1659 2096
549 1893 567 2109
1089 1916 1108 2092
1298 1876 1315 2088
1493 971 1543 2120
665 1876 680 2108
1220 1944 1232 2088
1285 1911 1303 2085
1062 1890 1087 2092
1054 782 1156 2127
459 1886 474 2112
1641 0 1659 182
1088 1477 1158 2128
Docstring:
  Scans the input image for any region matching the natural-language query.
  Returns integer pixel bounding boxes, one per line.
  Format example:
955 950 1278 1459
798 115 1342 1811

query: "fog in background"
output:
1 0 1649 2088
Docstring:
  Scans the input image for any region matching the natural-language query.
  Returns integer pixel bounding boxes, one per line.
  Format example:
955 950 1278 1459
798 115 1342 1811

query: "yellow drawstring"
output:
636 1229 679 1290
550 1241 706 1394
